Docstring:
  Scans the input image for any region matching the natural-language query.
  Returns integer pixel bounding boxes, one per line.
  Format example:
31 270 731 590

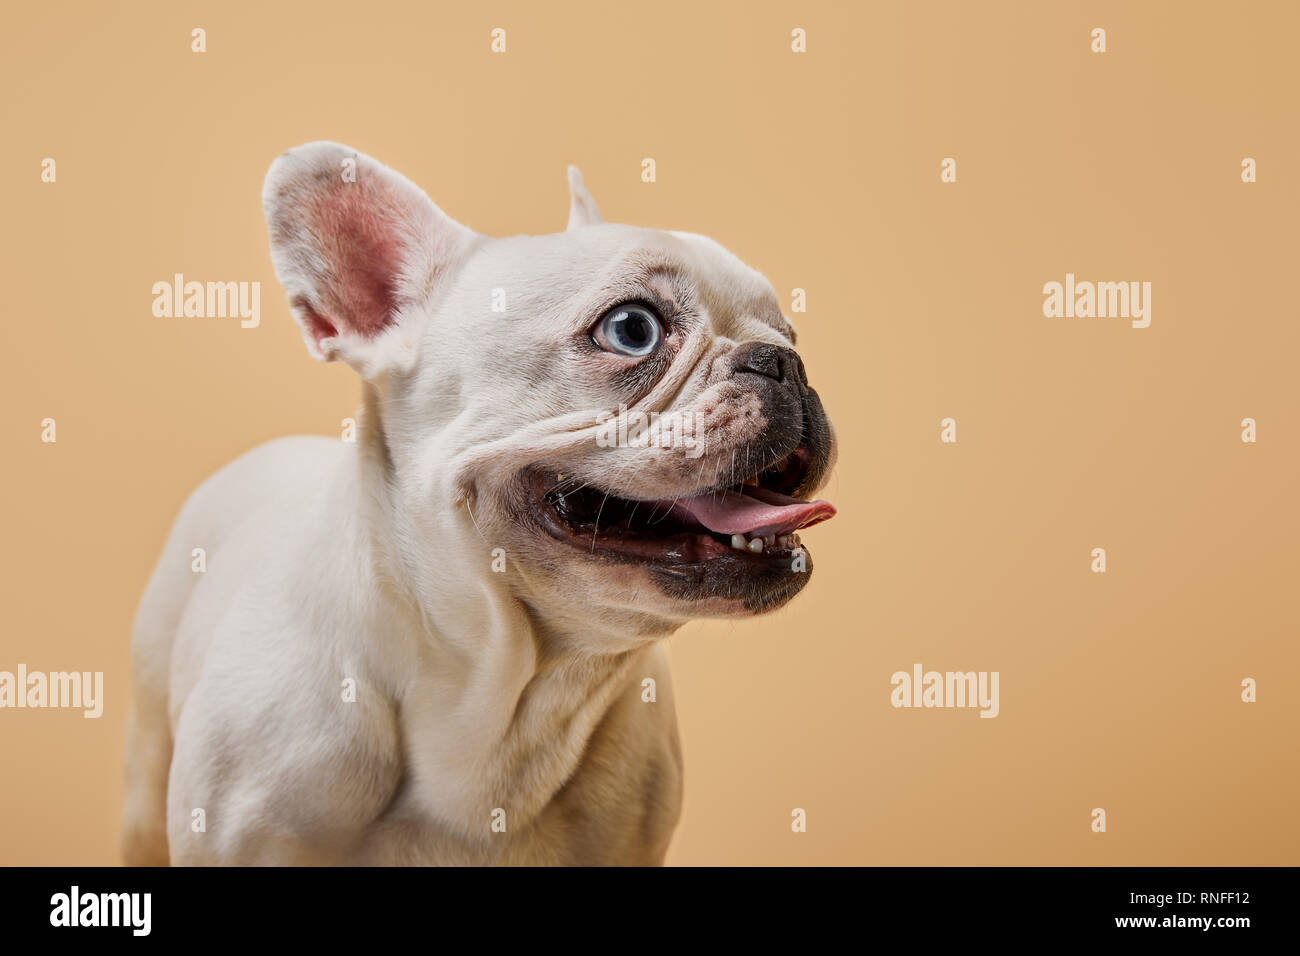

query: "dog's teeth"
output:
777 534 793 549
763 534 775 548
746 537 764 554
730 534 748 551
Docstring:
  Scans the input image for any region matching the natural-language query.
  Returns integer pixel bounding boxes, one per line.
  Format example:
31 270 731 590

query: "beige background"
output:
2 0 1297 865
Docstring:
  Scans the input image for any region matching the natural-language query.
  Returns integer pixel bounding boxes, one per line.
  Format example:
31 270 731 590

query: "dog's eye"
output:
593 303 663 357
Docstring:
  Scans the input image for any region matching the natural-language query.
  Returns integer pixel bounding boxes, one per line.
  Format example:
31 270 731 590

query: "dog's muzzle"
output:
730 343 834 498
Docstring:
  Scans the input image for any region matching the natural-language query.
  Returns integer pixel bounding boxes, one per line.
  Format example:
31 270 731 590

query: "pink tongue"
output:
657 487 836 537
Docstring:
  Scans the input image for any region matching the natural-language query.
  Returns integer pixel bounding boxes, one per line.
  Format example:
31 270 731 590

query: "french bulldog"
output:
122 142 836 865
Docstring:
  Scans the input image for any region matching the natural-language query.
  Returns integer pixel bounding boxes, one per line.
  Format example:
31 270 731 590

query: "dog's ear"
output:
566 166 603 230
262 141 477 376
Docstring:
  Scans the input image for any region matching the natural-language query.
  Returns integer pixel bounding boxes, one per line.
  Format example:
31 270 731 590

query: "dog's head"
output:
264 142 835 636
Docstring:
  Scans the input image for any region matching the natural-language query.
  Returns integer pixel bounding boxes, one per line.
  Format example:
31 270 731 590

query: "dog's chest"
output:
359 681 683 865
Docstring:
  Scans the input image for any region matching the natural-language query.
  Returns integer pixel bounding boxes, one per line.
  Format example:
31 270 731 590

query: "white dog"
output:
122 143 837 865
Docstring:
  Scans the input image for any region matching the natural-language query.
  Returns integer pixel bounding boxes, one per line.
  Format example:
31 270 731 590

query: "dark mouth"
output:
532 445 835 567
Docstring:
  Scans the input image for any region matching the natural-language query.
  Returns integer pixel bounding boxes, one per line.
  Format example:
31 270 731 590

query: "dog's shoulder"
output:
166 635 405 863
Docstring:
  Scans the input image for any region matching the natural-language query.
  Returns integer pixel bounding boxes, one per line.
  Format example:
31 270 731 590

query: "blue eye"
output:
594 304 663 357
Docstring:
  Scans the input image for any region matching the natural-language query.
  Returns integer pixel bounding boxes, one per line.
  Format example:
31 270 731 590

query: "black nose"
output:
732 343 806 386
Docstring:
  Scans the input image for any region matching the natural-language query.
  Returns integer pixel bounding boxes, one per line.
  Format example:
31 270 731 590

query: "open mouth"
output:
533 446 836 565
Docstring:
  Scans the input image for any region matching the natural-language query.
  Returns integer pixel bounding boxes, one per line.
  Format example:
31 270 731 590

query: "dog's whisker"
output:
590 492 611 552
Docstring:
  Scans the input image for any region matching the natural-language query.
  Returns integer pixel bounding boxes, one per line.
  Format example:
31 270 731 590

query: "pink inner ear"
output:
297 300 338 348
310 178 409 342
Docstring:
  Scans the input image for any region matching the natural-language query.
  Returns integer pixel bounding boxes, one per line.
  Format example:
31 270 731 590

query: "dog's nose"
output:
732 343 806 386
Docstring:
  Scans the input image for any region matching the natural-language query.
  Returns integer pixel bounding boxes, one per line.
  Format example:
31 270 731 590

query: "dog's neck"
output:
349 384 662 832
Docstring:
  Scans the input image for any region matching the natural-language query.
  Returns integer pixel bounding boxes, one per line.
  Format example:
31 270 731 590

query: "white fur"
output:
122 143 822 865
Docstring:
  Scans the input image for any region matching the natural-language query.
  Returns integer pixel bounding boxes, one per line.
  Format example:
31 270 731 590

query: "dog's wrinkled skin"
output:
122 143 836 865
